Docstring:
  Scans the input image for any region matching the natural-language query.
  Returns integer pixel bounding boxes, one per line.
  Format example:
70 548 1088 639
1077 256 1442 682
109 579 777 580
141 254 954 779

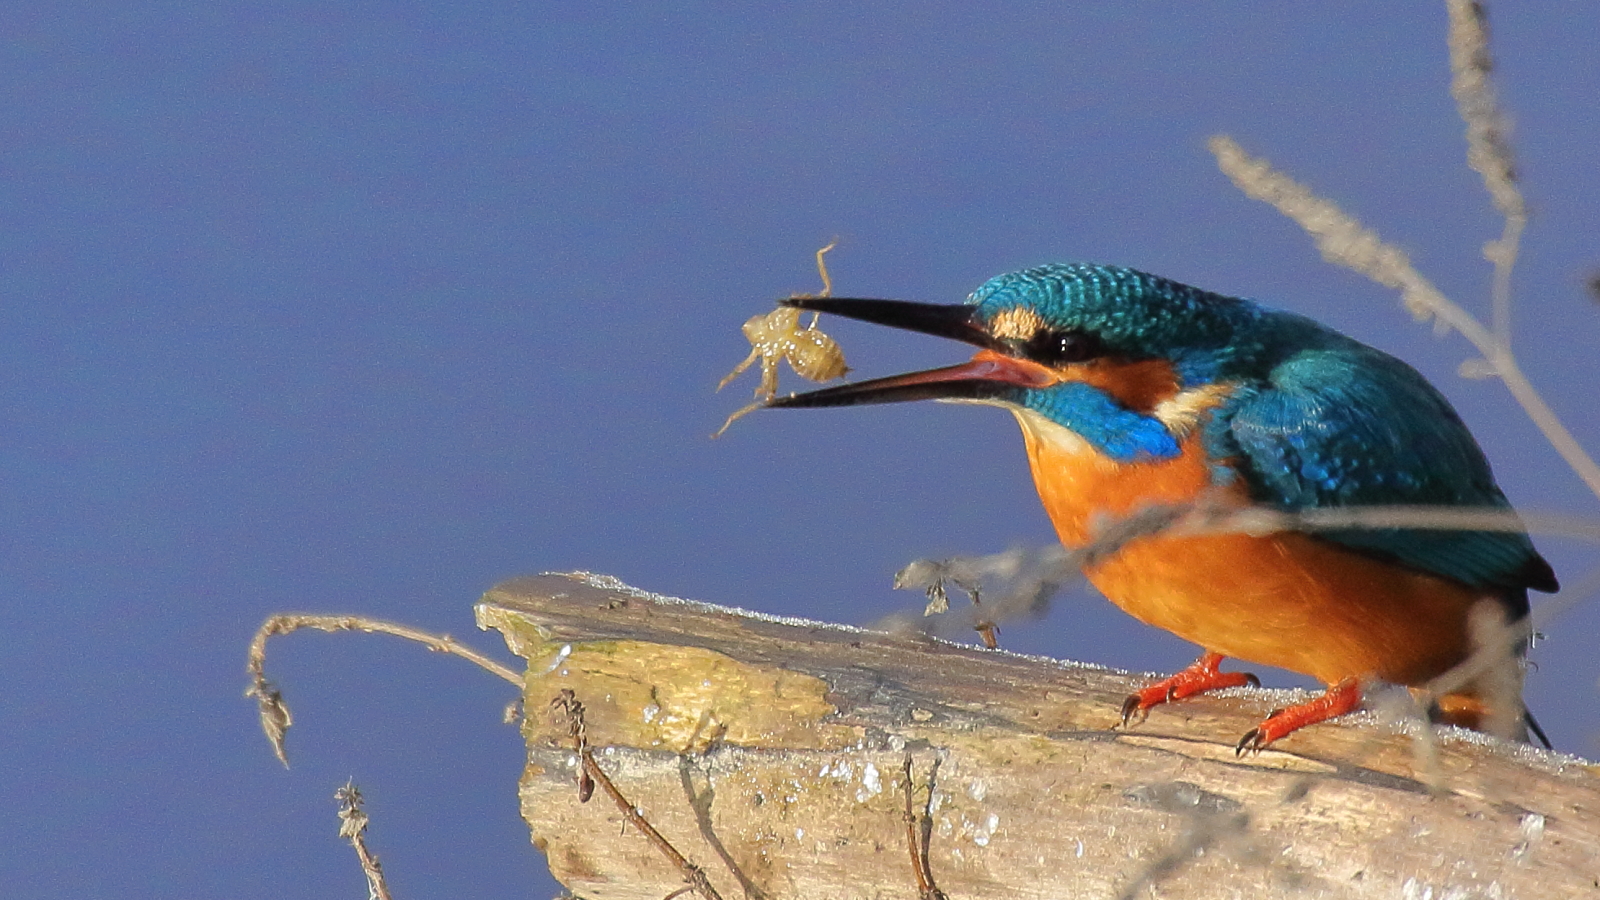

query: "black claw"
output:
1119 694 1141 726
1235 728 1261 756
1243 673 1261 688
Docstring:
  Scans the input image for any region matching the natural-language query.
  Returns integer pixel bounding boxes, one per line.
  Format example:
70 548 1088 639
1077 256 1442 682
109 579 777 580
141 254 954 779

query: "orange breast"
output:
1014 410 1484 688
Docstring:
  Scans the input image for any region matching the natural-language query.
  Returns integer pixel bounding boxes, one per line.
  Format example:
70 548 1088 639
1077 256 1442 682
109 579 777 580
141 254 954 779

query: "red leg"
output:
1236 677 1362 755
1120 651 1260 725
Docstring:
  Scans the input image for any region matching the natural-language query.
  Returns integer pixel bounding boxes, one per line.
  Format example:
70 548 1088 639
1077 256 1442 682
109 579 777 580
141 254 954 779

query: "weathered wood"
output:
477 572 1600 900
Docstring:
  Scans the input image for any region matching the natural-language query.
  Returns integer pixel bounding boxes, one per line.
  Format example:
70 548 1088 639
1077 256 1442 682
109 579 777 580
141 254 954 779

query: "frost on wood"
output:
477 572 1600 900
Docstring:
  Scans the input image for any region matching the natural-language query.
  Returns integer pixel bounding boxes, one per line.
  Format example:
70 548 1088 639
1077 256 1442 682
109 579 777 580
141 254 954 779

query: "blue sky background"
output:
3 3 1597 897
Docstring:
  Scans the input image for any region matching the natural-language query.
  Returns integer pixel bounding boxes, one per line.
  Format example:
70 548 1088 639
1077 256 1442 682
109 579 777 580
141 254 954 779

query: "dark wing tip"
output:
1521 553 1560 594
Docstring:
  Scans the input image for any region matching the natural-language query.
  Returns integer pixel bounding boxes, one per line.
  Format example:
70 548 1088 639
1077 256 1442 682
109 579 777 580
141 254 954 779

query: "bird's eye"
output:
1025 329 1102 366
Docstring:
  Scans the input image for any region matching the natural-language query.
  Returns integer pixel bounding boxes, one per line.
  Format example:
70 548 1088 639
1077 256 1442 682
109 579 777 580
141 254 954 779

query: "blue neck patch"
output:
1023 382 1181 463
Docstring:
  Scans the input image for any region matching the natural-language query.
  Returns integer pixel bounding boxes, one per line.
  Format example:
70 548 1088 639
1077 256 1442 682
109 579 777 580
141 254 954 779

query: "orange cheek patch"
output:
1057 358 1181 413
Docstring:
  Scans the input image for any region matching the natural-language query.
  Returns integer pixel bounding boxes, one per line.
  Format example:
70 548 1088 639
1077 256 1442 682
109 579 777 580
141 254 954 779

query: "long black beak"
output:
768 298 1056 408
779 297 1001 351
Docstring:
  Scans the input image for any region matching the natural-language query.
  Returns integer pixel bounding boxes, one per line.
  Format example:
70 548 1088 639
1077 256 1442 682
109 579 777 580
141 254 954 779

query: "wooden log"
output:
476 572 1600 900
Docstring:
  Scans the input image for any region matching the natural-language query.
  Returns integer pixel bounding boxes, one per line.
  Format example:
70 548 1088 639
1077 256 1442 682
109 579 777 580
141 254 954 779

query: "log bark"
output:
476 572 1600 900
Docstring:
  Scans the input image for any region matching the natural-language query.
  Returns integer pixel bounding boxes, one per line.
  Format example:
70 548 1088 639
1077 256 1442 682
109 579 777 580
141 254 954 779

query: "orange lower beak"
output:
769 349 1059 408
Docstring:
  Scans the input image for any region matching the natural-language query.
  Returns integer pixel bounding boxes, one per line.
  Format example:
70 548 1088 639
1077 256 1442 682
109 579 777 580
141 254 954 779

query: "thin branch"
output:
1209 134 1483 341
1378 564 1600 771
550 690 725 900
1209 135 1600 500
899 501 1600 639
1447 0 1525 344
1430 563 1600 704
905 499 1600 769
244 613 522 767
1239 505 1600 542
900 754 948 900
335 781 394 900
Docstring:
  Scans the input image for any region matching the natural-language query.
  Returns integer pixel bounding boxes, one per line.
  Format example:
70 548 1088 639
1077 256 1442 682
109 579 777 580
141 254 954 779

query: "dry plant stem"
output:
906 499 1600 663
1447 0 1525 344
551 691 725 900
244 613 522 767
901 754 948 900
1431 564 1600 707
1198 504 1600 547
900 757 923 898
1209 135 1600 501
1379 561 1600 786
335 781 394 900
927 499 1600 754
1089 498 1600 722
943 501 1600 611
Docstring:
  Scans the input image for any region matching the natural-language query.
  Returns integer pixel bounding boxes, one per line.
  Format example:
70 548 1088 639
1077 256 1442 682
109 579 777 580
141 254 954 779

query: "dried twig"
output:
335 781 394 900
244 614 522 767
1424 564 1600 722
900 754 948 900
899 500 1600 642
550 690 725 900
898 497 1600 775
1310 561 1598 794
1208 136 1600 501
1447 0 1525 343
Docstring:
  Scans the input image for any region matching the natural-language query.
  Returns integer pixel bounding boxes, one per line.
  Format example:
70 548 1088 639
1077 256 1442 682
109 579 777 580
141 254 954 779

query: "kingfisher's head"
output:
770 263 1265 462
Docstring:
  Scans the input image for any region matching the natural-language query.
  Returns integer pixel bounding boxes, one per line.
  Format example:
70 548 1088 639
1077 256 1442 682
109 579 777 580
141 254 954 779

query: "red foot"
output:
1236 677 1362 755
1120 652 1260 725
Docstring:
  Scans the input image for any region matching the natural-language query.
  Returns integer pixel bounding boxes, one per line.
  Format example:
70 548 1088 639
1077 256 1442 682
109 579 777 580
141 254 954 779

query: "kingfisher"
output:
767 263 1556 752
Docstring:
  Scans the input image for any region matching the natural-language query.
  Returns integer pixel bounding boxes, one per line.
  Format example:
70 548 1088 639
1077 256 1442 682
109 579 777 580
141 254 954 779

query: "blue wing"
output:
1214 345 1556 602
